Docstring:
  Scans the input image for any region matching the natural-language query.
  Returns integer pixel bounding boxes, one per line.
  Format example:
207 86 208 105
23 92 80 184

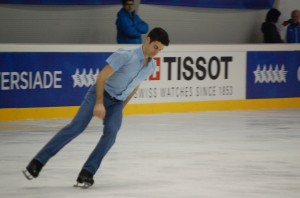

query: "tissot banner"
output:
141 0 274 9
0 0 120 5
246 51 300 99
0 52 111 108
131 52 246 104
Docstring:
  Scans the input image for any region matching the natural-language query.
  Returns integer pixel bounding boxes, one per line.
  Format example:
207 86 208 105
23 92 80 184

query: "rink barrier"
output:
0 44 300 121
1 98 300 121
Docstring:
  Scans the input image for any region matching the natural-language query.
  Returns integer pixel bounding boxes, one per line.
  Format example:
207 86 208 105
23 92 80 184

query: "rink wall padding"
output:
1 98 300 121
0 44 300 121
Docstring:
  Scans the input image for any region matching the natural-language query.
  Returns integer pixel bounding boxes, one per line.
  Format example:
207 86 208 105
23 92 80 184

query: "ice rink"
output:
0 108 300 198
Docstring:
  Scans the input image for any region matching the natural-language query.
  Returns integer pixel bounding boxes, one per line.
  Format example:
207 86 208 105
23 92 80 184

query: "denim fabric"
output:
34 85 124 175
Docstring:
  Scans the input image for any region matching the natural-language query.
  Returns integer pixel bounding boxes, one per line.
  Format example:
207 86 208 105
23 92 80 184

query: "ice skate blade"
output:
73 182 92 189
22 170 33 180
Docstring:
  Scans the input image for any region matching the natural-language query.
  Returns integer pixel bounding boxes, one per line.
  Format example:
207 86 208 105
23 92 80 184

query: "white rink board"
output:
131 52 246 103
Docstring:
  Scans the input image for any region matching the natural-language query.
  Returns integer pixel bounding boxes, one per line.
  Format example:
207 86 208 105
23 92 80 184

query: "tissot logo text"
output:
163 56 233 80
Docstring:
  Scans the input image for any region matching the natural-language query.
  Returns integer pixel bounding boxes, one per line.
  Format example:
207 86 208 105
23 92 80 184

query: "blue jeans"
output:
34 85 124 175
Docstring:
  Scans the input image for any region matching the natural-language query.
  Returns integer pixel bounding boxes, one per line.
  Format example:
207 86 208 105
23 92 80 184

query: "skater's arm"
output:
124 84 140 107
93 64 114 119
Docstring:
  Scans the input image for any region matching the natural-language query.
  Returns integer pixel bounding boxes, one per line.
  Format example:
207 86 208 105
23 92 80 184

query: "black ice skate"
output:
74 169 94 189
73 169 94 189
22 159 44 180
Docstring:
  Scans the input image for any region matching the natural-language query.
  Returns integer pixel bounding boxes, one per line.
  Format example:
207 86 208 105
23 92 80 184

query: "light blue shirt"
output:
105 46 156 101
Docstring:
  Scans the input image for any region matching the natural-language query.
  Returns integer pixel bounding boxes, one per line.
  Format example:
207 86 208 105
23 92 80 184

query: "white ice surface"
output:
0 109 300 198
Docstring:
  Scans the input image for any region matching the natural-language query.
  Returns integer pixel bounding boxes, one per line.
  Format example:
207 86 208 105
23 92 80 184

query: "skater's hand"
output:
93 103 106 119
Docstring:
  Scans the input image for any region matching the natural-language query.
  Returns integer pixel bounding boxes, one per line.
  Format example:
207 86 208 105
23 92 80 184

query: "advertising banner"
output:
141 0 274 9
0 52 111 108
246 51 300 99
0 0 120 5
131 52 246 104
0 51 247 108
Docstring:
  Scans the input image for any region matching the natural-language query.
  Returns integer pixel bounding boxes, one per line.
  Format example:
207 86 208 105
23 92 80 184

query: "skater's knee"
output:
102 130 118 146
104 123 121 135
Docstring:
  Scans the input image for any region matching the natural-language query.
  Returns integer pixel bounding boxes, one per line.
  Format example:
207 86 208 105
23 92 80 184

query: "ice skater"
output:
23 27 170 188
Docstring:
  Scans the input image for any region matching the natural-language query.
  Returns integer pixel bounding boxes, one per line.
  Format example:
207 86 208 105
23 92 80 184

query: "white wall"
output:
277 0 300 23
0 4 119 44
0 0 298 44
139 5 266 44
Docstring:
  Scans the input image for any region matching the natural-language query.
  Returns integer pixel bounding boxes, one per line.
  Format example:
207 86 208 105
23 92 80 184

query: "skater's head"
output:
142 27 170 58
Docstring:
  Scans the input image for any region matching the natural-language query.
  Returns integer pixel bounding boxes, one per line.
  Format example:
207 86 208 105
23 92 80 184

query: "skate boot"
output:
22 159 44 180
73 169 94 189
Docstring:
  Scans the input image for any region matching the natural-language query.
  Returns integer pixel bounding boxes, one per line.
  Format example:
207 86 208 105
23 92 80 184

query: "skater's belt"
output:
104 90 122 102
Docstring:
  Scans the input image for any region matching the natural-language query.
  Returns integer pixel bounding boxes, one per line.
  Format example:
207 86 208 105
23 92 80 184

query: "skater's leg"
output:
32 85 96 165
81 96 124 175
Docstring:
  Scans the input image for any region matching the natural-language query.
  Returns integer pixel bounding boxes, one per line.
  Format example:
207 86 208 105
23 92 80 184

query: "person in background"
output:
261 8 284 43
22 27 169 188
285 10 300 43
116 0 149 44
